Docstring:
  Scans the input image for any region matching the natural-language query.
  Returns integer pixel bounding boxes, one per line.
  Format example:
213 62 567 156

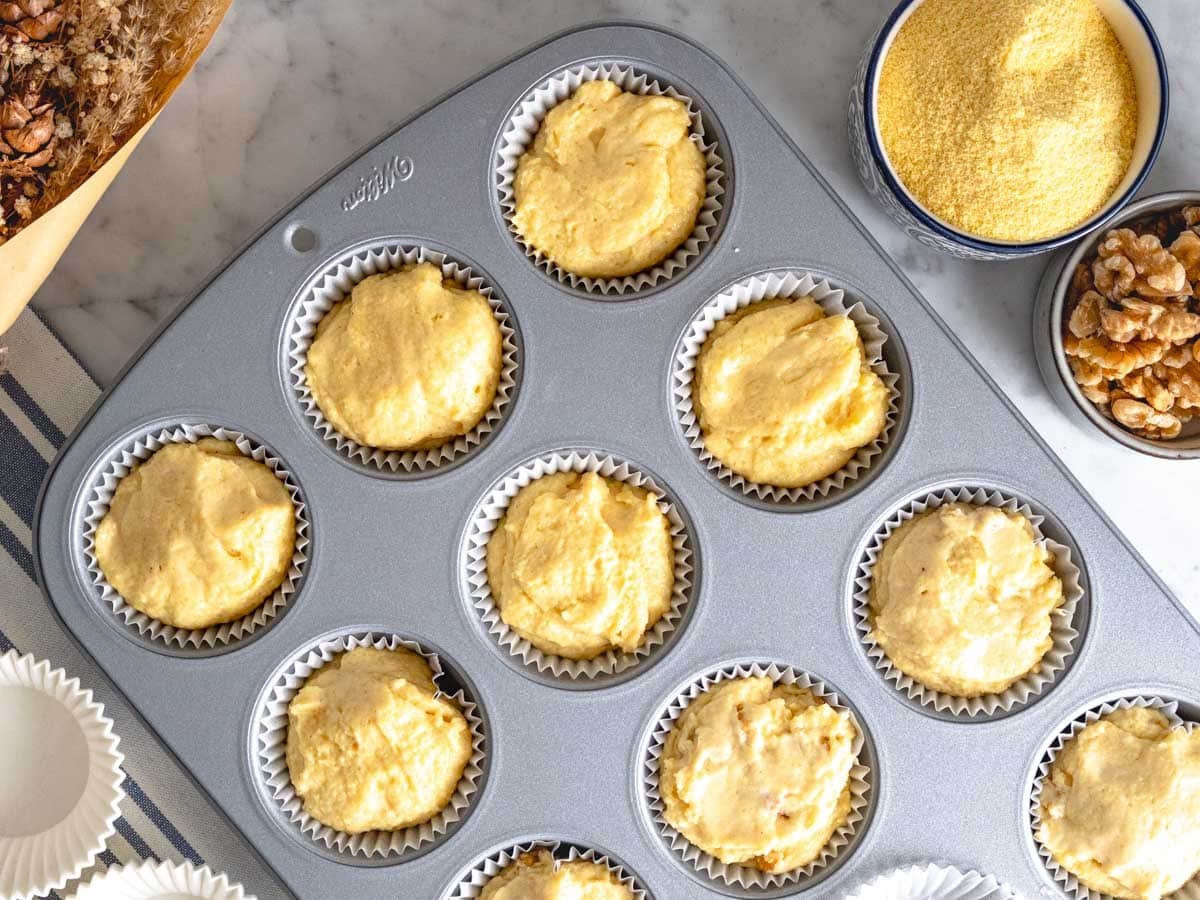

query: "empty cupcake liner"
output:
461 450 696 682
446 839 648 899
852 485 1084 719
70 860 253 900
254 630 487 860
80 423 309 651
673 270 901 505
642 660 872 891
1029 694 1200 900
844 863 1018 899
495 61 726 296
286 243 520 474
0 651 124 900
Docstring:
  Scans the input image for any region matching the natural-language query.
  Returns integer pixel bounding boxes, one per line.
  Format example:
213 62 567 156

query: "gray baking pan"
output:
34 22 1200 900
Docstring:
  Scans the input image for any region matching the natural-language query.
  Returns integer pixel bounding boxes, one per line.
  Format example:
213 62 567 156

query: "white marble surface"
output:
31 0 1200 611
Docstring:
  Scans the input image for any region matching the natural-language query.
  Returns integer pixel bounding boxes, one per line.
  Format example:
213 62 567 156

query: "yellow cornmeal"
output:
876 0 1137 242
480 850 634 899
694 298 890 489
512 80 706 279
660 677 857 873
305 262 502 450
94 438 294 630
869 504 1064 697
286 647 472 834
485 471 674 660
1039 707 1200 899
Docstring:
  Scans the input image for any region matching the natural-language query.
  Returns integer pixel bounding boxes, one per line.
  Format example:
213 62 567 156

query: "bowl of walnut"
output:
1034 191 1200 458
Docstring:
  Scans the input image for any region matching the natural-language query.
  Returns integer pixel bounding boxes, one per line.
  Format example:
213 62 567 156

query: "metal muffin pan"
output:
33 22 1200 899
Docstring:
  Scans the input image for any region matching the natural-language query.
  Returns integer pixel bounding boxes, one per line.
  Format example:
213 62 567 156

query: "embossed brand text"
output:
341 155 413 212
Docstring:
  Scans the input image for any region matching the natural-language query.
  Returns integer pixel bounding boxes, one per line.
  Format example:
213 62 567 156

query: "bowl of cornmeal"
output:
849 0 1167 260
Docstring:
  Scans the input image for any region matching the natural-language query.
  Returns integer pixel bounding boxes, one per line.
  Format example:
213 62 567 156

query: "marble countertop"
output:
32 0 1200 609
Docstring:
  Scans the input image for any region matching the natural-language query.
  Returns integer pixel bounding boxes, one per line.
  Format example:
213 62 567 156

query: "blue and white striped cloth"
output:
1 310 287 900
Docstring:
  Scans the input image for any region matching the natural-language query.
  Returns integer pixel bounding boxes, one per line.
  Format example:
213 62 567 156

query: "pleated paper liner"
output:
252 629 487 863
852 485 1085 719
495 60 726 296
844 863 1018 899
673 270 902 506
71 860 253 900
1029 694 1200 900
446 838 648 899
641 660 873 892
0 651 124 900
285 243 521 475
461 450 696 685
79 422 309 652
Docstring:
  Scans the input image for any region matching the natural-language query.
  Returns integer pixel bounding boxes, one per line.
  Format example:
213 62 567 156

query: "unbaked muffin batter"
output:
512 80 706 279
94 438 294 630
286 646 471 834
869 503 1064 697
659 676 857 872
694 298 890 488
485 471 673 660
305 262 502 450
479 849 634 899
1039 707 1200 899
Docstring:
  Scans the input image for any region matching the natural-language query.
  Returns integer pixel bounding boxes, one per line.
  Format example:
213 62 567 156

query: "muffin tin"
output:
33 23 1200 899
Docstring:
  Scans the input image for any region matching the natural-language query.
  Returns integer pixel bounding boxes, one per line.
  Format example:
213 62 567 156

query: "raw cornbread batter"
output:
479 849 634 899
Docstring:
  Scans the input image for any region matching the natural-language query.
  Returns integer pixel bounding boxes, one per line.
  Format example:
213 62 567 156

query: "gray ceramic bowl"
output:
1033 190 1200 459
849 0 1168 260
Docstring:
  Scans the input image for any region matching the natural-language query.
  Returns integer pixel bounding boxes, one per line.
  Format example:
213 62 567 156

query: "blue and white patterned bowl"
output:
848 0 1169 260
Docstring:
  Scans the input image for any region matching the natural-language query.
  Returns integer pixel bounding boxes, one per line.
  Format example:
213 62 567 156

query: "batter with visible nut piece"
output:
659 676 858 872
286 646 472 834
485 471 674 660
479 849 634 899
693 298 890 489
1039 707 1200 899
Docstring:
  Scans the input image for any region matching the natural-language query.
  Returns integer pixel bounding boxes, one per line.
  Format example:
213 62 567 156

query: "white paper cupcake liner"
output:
461 450 696 681
446 839 648 899
495 61 726 295
0 651 124 900
80 423 309 651
642 660 872 891
286 243 520 473
844 863 1018 899
852 485 1084 718
254 630 487 860
1029 694 1200 900
70 860 253 900
673 270 901 504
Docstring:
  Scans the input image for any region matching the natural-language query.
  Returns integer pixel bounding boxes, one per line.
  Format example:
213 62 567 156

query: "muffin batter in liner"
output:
446 838 647 899
286 243 519 474
1028 694 1200 900
80 422 309 650
641 660 872 891
462 450 695 682
254 630 486 860
844 863 1018 899
495 61 725 295
673 270 900 504
852 485 1083 718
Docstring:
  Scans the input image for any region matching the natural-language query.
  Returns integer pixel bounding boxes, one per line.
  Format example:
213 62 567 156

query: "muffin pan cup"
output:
445 839 649 899
79 422 310 653
843 863 1019 900
460 449 696 686
1028 694 1200 900
672 269 903 507
851 485 1085 720
31 23 1200 899
251 630 487 863
495 60 726 297
640 660 873 895
285 243 521 476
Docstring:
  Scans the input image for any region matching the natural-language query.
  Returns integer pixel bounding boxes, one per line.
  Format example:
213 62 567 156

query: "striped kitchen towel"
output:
0 310 288 900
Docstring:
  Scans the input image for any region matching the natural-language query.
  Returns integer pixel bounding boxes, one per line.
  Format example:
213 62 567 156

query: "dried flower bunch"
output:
1064 205 1200 440
0 0 224 243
